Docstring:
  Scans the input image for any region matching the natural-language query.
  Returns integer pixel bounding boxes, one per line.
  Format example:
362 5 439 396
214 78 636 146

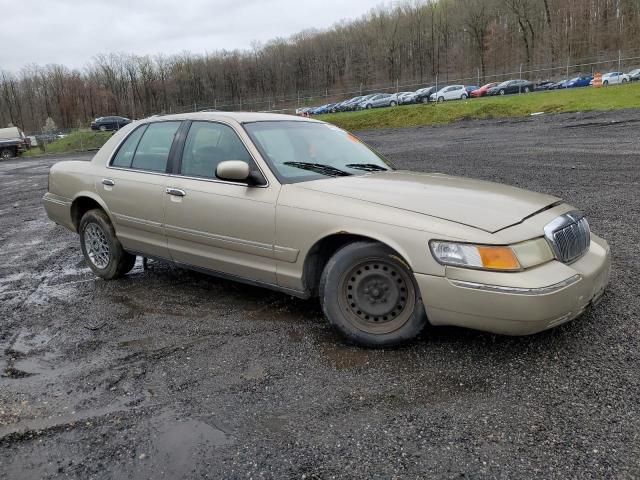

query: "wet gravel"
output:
1 110 639 479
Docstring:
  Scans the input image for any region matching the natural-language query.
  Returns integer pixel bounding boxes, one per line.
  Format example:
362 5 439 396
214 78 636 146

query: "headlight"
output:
429 241 521 271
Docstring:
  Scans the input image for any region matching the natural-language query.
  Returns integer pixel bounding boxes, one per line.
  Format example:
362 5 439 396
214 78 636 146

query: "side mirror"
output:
216 160 250 182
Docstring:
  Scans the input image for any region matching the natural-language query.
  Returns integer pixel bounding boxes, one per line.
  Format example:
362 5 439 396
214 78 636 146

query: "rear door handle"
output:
102 178 115 186
166 187 186 197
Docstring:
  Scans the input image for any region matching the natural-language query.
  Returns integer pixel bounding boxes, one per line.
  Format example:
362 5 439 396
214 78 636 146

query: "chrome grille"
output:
544 212 591 263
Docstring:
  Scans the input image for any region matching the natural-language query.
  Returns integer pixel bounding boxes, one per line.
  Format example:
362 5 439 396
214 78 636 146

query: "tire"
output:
79 209 136 280
622 78 628 84
319 241 428 347
1 148 15 159
461 94 468 100
366 104 372 109
499 89 505 95
390 101 397 107
99 125 107 131
603 80 609 86
421 96 429 104
438 96 444 103
524 86 530 93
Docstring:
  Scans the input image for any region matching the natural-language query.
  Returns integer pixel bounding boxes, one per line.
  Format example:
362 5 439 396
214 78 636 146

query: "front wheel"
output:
366 104 372 109
390 101 397 107
319 242 427 347
80 209 136 280
438 96 445 103
603 80 609 86
99 125 107 131
622 78 628 84
524 86 530 93
461 94 468 100
499 89 505 95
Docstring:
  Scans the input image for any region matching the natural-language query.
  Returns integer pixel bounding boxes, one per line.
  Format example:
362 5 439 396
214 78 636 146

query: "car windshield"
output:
496 81 510 87
244 121 393 183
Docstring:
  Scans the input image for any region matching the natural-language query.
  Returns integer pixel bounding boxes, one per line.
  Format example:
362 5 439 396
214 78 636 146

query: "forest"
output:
1 0 639 133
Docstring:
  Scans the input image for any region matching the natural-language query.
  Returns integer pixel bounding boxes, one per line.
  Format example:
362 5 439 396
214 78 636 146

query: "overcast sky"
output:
0 0 386 72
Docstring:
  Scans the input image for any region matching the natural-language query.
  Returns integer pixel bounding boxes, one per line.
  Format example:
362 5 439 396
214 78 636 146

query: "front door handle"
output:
102 178 115 186
166 187 186 197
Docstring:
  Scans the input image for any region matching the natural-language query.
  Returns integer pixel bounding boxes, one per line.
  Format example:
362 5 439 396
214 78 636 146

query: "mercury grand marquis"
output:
43 112 611 346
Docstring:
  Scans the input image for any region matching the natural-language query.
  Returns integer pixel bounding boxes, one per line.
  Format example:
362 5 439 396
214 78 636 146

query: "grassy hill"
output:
319 83 640 130
23 130 112 157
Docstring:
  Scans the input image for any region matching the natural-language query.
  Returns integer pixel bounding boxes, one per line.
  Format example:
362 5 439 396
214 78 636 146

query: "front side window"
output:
130 121 181 172
180 121 253 179
244 121 393 184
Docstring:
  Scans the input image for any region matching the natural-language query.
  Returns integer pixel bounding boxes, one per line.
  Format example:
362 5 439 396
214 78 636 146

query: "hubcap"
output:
338 258 416 334
84 223 110 269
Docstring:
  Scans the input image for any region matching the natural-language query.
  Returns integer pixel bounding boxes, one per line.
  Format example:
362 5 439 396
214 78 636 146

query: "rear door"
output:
99 121 182 259
163 120 279 284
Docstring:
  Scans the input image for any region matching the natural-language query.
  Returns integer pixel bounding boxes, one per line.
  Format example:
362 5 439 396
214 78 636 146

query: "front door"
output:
98 121 182 259
163 121 279 284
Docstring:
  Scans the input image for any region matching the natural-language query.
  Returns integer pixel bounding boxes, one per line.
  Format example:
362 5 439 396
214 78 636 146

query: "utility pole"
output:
519 64 523 93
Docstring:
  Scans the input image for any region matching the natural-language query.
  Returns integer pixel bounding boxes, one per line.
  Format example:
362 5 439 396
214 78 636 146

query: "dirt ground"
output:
1 110 639 479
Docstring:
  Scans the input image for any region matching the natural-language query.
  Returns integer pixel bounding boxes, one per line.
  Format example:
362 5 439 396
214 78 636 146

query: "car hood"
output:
297 171 560 233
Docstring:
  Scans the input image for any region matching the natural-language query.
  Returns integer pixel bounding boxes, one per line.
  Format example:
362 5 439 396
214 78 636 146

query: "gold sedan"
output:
43 112 611 346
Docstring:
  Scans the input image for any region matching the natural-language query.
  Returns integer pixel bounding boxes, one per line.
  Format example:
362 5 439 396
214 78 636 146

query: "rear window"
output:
130 121 181 172
111 125 147 168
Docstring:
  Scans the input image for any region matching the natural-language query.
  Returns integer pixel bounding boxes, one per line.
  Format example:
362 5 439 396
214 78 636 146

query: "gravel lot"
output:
1 110 639 479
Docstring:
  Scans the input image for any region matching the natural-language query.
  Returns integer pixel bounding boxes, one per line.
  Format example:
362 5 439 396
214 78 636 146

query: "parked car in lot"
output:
563 75 594 89
535 80 556 91
336 96 364 112
628 69 640 81
396 92 417 105
358 93 398 109
465 86 479 96
414 86 437 104
91 116 131 131
43 112 611 347
430 85 468 102
470 83 499 97
0 126 30 159
601 71 630 85
487 79 534 95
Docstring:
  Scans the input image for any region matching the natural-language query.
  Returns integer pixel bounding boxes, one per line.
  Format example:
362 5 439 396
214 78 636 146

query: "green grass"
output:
23 130 112 157
319 83 640 130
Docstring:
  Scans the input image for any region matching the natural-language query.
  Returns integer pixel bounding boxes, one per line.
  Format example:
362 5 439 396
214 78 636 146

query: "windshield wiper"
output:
345 163 390 172
283 162 352 177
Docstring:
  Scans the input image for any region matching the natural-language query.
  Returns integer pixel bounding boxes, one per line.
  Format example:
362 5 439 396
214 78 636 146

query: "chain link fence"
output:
164 50 640 115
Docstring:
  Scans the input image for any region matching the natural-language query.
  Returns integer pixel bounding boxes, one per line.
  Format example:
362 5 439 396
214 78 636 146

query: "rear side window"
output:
130 121 181 172
111 125 147 168
180 121 253 179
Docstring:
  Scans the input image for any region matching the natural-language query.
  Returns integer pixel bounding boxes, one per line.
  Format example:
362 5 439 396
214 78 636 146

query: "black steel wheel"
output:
320 241 427 347
338 258 416 335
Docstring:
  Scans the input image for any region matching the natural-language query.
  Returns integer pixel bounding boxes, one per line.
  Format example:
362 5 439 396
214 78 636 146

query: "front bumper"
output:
416 234 611 335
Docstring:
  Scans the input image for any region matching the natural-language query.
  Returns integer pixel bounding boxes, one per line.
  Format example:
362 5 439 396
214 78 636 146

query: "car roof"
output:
141 111 323 124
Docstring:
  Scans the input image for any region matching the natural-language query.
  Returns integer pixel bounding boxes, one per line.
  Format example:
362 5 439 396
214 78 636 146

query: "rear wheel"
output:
390 101 397 107
320 242 427 347
622 78 628 84
421 96 429 104
0 148 15 159
80 209 136 280
603 80 609 86
524 86 531 93
366 104 372 109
